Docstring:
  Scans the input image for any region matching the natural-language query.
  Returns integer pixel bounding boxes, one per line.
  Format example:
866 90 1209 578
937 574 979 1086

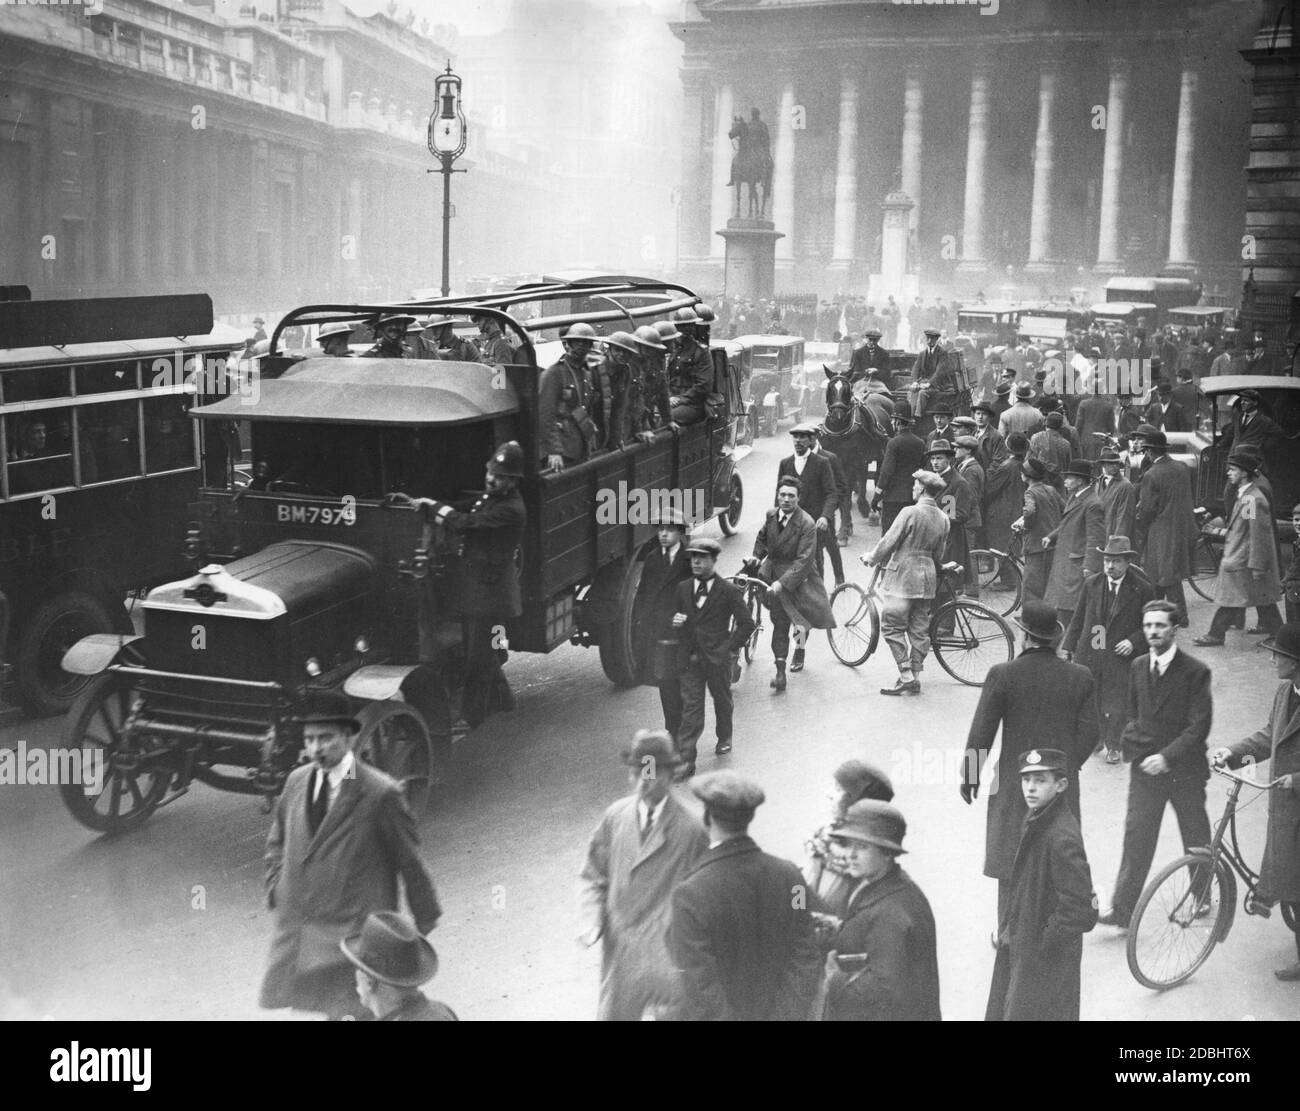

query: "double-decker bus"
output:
0 293 243 715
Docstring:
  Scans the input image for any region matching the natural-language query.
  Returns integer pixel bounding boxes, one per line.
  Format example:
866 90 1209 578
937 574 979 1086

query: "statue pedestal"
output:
718 218 784 302
868 189 919 320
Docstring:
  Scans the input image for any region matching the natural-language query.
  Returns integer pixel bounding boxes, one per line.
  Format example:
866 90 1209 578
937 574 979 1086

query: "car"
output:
1197 375 1300 518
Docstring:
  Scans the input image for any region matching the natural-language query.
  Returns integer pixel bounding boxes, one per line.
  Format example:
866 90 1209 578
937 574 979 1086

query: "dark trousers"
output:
676 655 734 765
818 530 844 585
1111 764 1212 921
1208 605 1282 638
658 679 683 739
462 619 506 727
1152 580 1189 624
1023 551 1053 602
771 603 795 662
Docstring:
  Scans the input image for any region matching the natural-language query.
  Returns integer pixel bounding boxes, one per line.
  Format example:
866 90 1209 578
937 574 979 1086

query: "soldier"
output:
405 319 436 360
317 321 355 357
667 307 712 426
404 442 526 729
597 331 639 450
365 313 415 358
472 313 516 366
693 303 716 346
872 402 927 532
538 322 601 471
426 316 482 363
631 324 674 438
847 328 888 385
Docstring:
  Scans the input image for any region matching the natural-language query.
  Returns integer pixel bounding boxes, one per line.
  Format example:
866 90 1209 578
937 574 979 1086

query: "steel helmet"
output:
604 330 640 355
634 325 667 351
486 440 525 478
423 315 455 328
694 303 716 324
317 322 354 342
654 320 681 343
561 322 597 343
671 307 700 325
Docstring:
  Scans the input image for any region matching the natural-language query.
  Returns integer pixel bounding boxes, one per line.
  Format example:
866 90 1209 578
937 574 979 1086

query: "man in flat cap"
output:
847 328 888 386
668 771 821 1020
910 328 958 420
261 690 441 1019
580 730 709 1020
342 911 456 1021
985 748 1097 1021
778 420 844 590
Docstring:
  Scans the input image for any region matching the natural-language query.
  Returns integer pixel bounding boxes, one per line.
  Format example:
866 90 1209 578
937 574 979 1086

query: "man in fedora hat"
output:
865 469 951 696
667 771 821 1021
1099 599 1213 930
1014 456 1065 602
261 690 441 1019
872 402 928 532
1044 459 1106 630
1194 449 1283 646
777 421 843 590
1063 536 1155 763
999 383 1045 441
365 313 415 358
962 601 1098 919
1144 379 1193 433
342 911 456 1021
636 508 693 740
985 748 1098 1021
1223 388 1282 464
671 537 754 775
580 730 709 1019
821 800 941 1022
1211 623 1300 981
1132 428 1198 624
1095 448 1137 541
1029 411 1073 481
990 380 1014 422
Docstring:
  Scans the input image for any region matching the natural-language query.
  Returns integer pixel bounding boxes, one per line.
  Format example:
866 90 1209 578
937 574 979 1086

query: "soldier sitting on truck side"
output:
365 313 415 358
631 325 675 442
472 313 516 366
598 331 640 451
666 308 713 426
538 322 604 471
426 316 482 363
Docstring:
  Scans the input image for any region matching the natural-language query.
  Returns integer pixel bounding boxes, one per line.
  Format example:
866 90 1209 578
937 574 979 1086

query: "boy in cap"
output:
985 748 1098 1021
822 800 941 1022
342 911 456 1021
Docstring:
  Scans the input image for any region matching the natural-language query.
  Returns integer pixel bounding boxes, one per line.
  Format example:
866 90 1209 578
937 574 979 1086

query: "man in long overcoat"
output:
261 691 441 1019
744 475 835 692
982 433 1028 559
961 601 1098 916
668 771 822 1021
872 402 927 532
635 510 693 738
985 749 1098 1021
1044 460 1106 629
776 422 842 592
1212 623 1300 981
1074 391 1115 462
579 730 709 1020
926 439 976 577
1132 429 1198 620
1095 448 1137 541
1015 457 1064 602
1062 536 1154 763
1194 450 1284 646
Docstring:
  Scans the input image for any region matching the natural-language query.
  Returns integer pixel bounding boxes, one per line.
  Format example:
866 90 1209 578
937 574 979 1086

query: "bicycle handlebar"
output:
1212 764 1286 790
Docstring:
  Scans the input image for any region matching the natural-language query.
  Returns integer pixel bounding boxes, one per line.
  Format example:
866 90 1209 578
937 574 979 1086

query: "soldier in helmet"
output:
538 322 603 470
405 319 436 360
472 313 516 366
632 325 675 440
598 332 640 450
693 303 716 347
365 313 415 358
317 322 355 357
404 442 527 729
426 316 481 363
667 308 713 426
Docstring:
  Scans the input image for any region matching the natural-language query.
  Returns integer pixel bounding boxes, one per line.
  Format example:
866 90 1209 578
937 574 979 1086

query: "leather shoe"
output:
1097 909 1129 929
715 739 732 755
1274 963 1300 982
770 669 787 692
880 678 921 696
1191 636 1225 647
790 648 805 672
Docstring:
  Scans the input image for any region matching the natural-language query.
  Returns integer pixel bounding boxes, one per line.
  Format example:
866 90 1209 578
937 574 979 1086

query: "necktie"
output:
1151 657 1161 680
696 579 709 608
641 806 655 843
662 547 670 560
308 769 328 835
778 514 788 532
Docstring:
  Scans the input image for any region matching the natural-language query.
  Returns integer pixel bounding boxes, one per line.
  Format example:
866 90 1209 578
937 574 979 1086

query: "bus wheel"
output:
598 558 644 688
15 591 118 718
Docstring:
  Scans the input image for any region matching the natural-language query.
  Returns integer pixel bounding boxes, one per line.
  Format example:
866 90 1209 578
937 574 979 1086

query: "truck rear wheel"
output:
354 701 434 816
16 591 120 718
598 558 644 688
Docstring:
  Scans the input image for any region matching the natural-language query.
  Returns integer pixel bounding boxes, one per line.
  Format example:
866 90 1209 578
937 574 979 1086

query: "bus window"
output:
76 361 140 395
80 399 141 482
2 367 73 404
144 395 196 473
4 413 74 496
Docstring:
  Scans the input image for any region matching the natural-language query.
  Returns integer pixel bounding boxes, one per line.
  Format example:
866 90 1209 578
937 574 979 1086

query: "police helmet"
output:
486 441 525 479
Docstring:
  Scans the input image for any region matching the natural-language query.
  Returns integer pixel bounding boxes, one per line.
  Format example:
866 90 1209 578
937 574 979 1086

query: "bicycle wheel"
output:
968 549 1023 617
827 582 878 667
1187 536 1222 602
742 587 763 665
1127 853 1234 990
930 600 1013 686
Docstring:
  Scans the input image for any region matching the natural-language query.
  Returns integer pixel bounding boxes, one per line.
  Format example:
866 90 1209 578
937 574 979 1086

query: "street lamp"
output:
428 62 467 297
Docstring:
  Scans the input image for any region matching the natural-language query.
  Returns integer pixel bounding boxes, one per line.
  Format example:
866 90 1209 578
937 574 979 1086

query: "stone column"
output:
680 71 708 260
957 59 991 272
708 81 734 262
1094 58 1130 273
773 81 796 268
1165 64 1199 272
900 61 923 233
1026 62 1059 271
829 64 859 271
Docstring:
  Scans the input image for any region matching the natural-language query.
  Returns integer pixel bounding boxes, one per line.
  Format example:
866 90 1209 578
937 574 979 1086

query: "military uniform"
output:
364 314 414 359
538 353 600 465
668 336 712 425
633 350 673 435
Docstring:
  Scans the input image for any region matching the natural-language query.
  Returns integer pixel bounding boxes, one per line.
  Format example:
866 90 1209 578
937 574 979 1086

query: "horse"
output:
817 367 891 540
729 117 772 219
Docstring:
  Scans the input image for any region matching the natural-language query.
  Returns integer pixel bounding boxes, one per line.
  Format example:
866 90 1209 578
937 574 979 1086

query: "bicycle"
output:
1187 509 1225 602
1126 765 1298 991
968 536 1025 617
826 560 1014 686
727 574 768 665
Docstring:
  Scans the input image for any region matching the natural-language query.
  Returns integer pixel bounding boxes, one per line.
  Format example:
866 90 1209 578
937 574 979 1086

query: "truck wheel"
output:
718 472 744 536
598 558 644 688
354 701 434 815
15 591 119 718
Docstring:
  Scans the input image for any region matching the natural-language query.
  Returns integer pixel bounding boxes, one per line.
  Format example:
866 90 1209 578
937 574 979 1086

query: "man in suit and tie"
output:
261 691 441 1019
1095 448 1137 541
670 538 755 777
1098 599 1214 929
667 771 822 1021
872 402 928 532
1145 380 1193 433
777 422 842 587
910 327 959 419
635 509 694 740
1062 536 1155 764
579 730 710 1019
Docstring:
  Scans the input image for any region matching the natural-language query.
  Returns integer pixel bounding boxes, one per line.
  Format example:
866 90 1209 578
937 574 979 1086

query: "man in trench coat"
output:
261 691 441 1018
1212 623 1300 980
961 601 1098 917
1044 460 1106 629
579 730 709 1019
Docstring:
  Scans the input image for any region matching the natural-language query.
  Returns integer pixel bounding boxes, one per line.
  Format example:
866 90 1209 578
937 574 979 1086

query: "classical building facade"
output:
674 0 1263 303
0 0 561 321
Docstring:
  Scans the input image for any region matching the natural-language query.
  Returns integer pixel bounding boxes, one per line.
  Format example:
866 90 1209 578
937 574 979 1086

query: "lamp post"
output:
428 62 467 297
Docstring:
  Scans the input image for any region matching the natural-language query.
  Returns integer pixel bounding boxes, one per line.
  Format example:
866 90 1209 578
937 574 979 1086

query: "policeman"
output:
632 325 674 439
667 307 712 425
365 313 415 358
317 322 355 357
538 322 602 471
426 316 481 363
598 331 639 450
407 442 527 729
